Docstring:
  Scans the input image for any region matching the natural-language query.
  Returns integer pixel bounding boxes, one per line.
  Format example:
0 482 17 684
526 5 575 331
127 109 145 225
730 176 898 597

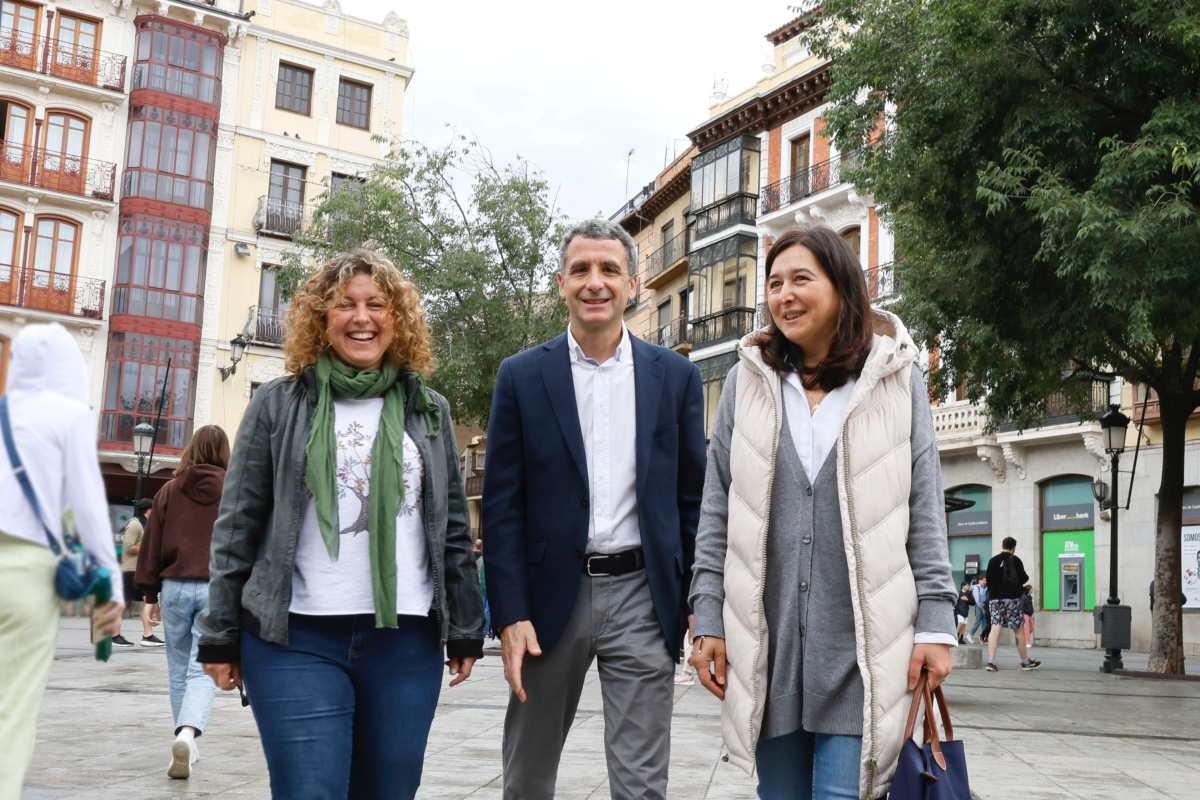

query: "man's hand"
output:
908 643 953 691
204 662 242 692
500 620 542 703
690 635 727 700
446 656 477 688
146 602 161 625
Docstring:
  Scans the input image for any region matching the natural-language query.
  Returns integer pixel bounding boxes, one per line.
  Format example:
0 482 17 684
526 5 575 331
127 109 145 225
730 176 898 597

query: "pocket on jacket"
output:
527 541 546 564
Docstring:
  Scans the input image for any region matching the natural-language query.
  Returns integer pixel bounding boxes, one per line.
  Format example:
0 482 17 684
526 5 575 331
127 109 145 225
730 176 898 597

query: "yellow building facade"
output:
200 0 411 442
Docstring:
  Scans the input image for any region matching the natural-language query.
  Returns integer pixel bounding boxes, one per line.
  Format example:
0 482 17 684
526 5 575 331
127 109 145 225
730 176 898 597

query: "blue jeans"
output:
241 613 443 800
969 604 990 638
756 729 862 799
160 578 216 734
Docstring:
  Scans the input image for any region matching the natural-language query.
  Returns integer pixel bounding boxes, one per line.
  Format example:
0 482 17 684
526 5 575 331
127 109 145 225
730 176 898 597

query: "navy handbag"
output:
889 671 971 800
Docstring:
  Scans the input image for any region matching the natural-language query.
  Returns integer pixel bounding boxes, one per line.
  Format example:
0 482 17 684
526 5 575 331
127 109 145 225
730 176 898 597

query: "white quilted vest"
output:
720 309 918 800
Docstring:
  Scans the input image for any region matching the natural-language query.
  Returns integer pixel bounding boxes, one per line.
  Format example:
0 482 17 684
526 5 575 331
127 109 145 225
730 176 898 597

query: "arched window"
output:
0 206 18 304
0 97 32 182
840 225 861 263
1039 475 1096 611
40 111 89 194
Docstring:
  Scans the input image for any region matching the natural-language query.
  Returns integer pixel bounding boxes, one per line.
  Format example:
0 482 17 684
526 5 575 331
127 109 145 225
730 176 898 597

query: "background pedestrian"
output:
984 537 1041 671
113 498 163 648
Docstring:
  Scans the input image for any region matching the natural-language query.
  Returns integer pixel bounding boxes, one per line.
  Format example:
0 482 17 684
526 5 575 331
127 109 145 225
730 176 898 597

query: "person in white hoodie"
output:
0 323 124 798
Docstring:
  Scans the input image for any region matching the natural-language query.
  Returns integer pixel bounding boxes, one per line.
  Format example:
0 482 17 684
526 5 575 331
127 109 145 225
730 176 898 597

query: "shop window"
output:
336 78 371 129
132 20 222 104
275 63 313 115
100 332 196 450
111 215 207 325
946 484 992 587
1040 475 1096 611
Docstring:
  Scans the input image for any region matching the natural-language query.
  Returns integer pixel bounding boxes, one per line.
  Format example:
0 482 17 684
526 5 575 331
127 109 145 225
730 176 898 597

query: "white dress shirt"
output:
781 370 957 648
567 325 641 554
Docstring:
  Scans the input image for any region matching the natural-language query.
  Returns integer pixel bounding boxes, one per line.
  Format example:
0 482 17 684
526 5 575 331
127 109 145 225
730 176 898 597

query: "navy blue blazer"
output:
482 331 706 656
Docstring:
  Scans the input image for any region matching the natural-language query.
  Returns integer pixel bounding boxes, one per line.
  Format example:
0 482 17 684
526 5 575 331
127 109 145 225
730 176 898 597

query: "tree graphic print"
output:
336 420 421 537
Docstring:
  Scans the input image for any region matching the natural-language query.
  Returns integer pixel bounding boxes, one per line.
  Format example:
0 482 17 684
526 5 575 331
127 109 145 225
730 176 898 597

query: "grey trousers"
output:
502 569 675 800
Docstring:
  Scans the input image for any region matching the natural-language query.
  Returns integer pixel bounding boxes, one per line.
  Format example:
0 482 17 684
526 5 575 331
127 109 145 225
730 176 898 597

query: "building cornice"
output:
687 63 831 151
247 26 414 79
765 7 823 46
619 166 691 235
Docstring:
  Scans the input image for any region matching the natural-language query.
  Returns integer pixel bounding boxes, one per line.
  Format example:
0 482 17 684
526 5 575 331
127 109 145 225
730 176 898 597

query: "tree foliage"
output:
282 137 568 427
806 0 1200 672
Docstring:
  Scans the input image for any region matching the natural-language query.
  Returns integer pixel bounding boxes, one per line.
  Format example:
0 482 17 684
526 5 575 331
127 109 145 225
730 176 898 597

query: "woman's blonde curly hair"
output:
284 248 433 377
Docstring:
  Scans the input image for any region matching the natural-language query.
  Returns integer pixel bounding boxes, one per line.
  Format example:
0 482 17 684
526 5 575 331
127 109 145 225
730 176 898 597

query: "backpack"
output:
1001 554 1021 591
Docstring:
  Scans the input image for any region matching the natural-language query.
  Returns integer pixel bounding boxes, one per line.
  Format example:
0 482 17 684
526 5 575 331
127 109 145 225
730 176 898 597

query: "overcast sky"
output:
339 1 792 220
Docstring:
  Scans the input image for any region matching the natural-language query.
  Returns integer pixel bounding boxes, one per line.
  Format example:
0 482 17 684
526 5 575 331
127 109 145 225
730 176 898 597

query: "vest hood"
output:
6 323 89 405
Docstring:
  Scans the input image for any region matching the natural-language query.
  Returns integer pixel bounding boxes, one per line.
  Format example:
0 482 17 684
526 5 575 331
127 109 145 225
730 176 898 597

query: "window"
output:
275 63 313 115
689 136 760 239
660 219 675 264
330 172 364 195
840 226 861 263
790 133 811 177
52 14 99 84
111 214 207 325
132 20 222 104
32 217 77 288
0 207 18 299
264 160 306 235
255 266 287 344
336 78 371 129
0 2 39 70
689 235 758 346
696 351 737 438
0 99 32 183
39 112 87 193
122 110 215 209
100 332 196 450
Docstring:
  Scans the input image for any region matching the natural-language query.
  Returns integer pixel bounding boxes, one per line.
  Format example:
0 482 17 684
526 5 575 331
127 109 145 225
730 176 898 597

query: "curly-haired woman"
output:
197 249 484 799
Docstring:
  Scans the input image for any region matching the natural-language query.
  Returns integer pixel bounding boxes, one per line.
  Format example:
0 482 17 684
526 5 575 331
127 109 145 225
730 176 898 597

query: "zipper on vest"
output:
748 367 780 759
842 426 879 800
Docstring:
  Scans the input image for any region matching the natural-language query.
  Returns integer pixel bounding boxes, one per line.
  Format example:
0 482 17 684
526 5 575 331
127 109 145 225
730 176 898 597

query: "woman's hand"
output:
91 601 125 640
690 636 728 700
446 657 477 687
204 662 243 692
908 643 953 690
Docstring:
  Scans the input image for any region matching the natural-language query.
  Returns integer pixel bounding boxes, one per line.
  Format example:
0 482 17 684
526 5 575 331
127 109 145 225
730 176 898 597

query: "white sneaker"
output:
965 635 974 644
167 738 198 779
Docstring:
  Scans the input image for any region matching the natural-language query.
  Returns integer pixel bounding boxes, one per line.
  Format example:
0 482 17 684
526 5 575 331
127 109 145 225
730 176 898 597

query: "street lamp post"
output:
132 421 155 503
1098 404 1131 673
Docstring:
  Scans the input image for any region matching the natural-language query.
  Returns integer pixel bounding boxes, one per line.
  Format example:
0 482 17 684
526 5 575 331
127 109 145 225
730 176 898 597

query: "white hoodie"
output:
0 324 123 603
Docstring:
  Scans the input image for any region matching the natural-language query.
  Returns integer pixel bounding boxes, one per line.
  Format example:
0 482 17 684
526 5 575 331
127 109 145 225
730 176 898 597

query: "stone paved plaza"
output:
19 619 1200 799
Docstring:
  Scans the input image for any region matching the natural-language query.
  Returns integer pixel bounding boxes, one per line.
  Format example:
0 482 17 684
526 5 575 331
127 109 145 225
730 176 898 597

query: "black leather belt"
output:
584 547 645 577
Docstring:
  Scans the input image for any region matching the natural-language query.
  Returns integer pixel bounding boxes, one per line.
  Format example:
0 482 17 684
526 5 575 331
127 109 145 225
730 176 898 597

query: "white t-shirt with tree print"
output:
291 397 434 617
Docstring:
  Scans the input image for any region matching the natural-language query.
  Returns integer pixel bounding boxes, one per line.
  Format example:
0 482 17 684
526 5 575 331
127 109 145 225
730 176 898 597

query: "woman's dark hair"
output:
752 226 873 390
176 425 230 476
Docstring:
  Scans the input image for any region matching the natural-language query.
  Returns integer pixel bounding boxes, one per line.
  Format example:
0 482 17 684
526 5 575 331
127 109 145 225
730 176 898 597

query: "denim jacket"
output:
197 368 484 663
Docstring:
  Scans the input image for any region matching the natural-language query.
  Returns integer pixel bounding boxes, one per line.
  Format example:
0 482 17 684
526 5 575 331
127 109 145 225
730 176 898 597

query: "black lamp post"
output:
1097 403 1131 673
132 421 155 503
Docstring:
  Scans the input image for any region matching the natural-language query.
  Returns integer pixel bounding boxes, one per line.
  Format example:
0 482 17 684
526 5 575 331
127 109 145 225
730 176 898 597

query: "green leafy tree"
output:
282 138 568 426
806 0 1200 672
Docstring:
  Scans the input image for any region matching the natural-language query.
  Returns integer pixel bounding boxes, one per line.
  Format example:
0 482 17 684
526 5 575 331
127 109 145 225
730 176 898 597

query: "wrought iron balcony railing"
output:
252 307 287 345
0 141 117 199
758 151 862 217
0 31 127 92
645 229 690 283
997 377 1113 432
254 196 310 238
866 261 900 301
465 474 484 498
690 306 757 347
654 315 691 350
0 266 105 319
692 194 757 241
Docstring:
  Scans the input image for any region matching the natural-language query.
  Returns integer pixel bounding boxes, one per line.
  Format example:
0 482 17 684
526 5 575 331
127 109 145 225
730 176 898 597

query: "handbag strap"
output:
901 670 950 772
0 396 62 555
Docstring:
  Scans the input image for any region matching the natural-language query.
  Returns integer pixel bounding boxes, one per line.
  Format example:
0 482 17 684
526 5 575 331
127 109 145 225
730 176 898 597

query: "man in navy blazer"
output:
483 219 705 799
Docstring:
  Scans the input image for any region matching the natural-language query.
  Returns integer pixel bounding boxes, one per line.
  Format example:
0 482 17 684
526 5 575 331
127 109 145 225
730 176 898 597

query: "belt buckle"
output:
586 555 605 577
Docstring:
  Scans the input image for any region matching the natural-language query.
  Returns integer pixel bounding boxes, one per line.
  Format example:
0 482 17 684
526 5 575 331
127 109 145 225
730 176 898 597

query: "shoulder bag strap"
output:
0 396 62 555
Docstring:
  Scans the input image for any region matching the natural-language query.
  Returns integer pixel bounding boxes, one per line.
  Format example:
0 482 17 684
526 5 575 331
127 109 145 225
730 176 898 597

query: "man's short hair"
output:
558 218 637 275
1002 536 1017 551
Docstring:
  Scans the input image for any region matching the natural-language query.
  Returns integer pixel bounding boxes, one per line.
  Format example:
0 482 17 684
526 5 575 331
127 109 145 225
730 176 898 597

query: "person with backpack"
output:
0 324 125 796
983 537 1041 672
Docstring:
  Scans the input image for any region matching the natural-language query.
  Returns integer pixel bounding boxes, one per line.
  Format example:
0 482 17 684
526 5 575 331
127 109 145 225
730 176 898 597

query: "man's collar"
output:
566 324 630 365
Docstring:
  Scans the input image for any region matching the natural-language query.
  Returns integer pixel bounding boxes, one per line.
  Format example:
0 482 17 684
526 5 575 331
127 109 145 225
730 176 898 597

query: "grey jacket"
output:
196 368 485 663
691 364 956 737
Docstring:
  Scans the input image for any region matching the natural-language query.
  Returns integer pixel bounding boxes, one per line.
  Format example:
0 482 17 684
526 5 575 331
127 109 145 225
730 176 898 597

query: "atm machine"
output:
1059 554 1086 610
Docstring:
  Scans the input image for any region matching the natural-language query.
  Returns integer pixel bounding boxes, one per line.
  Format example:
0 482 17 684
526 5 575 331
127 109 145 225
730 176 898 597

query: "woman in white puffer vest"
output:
689 227 958 799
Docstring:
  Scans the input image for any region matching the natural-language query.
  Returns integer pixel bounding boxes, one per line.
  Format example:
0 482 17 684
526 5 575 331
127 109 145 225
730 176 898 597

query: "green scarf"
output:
305 353 442 628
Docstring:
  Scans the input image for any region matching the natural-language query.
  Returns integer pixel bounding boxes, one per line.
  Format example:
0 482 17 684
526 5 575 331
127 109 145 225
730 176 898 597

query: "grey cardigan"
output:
690 364 956 738
196 368 485 664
